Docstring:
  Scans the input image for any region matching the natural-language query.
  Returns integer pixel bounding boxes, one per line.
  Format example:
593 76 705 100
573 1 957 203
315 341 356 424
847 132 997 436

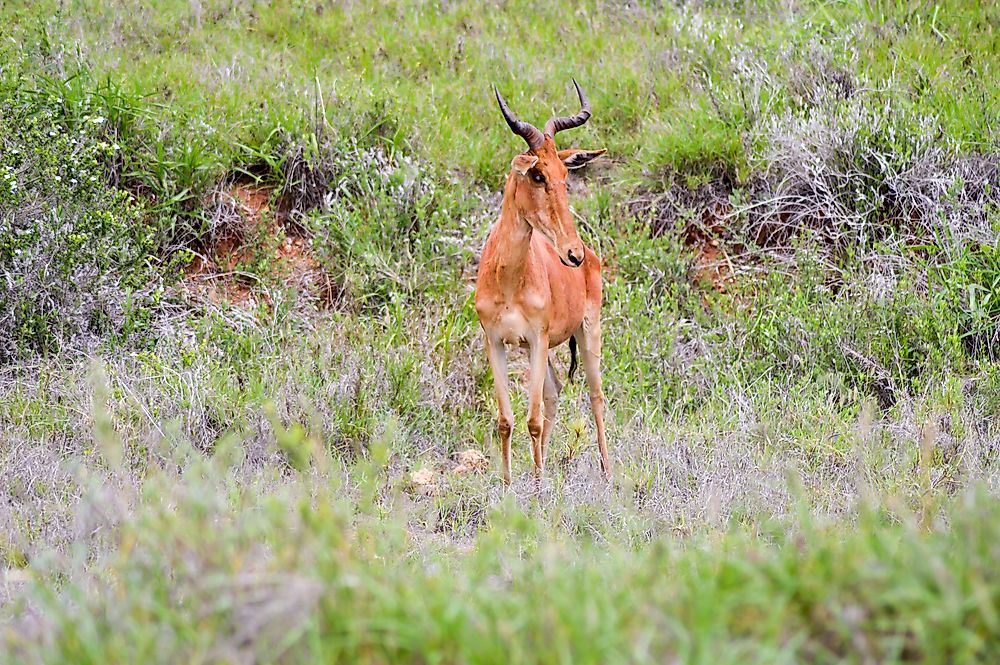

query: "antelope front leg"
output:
526 336 550 478
485 335 514 485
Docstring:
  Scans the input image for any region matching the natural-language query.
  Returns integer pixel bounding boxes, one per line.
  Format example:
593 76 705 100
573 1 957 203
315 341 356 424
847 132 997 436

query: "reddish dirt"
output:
691 240 735 294
684 198 736 295
628 181 743 296
181 184 339 308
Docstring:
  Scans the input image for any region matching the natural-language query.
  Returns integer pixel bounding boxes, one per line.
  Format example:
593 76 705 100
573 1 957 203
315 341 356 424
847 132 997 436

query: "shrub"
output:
297 134 486 308
931 235 1000 361
0 78 160 360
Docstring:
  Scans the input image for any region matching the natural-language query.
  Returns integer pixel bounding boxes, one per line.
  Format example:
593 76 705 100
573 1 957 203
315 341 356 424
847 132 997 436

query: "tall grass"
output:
2 1 1000 661
5 0 996 192
6 407 1000 663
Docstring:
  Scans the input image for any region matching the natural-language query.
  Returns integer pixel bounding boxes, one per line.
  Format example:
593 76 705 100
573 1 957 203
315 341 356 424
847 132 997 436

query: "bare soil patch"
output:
181 183 341 308
632 181 739 294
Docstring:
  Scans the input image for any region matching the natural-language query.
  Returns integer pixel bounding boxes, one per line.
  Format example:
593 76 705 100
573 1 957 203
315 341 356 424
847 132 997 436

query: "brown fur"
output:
475 136 609 484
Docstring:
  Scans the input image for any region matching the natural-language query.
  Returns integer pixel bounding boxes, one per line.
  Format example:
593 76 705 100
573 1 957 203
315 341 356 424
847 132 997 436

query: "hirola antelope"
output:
475 79 609 484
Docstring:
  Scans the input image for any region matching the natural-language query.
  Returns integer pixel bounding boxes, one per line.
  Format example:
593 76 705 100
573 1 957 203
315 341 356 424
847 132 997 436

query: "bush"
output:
297 134 486 308
931 235 1000 361
0 78 160 360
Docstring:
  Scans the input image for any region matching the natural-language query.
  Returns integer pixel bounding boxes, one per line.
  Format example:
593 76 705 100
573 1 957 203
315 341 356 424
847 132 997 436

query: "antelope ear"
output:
558 148 606 170
511 154 539 175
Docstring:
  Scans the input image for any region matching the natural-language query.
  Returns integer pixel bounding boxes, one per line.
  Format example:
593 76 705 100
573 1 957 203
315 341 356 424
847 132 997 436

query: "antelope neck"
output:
490 175 536 292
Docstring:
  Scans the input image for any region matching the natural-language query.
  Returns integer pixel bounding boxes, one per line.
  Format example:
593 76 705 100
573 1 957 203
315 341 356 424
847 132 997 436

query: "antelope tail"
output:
568 335 578 382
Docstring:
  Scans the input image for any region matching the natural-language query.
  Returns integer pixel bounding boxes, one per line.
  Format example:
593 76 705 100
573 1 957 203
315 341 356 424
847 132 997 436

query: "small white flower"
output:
92 116 106 124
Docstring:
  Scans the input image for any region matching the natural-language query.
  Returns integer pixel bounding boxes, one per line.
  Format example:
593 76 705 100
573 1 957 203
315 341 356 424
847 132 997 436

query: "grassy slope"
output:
8 0 998 185
2 0 1000 662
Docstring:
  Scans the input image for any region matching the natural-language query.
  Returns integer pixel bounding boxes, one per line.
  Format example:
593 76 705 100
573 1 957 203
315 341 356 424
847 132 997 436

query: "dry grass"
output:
3 1 1000 660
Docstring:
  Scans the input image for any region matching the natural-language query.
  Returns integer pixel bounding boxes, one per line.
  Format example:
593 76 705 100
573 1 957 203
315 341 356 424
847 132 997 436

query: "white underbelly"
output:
495 309 531 346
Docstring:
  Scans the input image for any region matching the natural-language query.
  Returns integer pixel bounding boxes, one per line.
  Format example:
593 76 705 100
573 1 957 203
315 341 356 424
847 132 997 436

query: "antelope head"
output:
494 80 605 267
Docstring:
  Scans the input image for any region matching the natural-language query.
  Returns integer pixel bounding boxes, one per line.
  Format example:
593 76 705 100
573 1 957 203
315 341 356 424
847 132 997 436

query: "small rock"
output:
408 467 438 493
452 449 489 475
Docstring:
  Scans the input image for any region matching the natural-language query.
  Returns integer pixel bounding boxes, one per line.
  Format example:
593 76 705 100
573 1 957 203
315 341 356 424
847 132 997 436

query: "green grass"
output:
8 431 1000 663
2 0 1000 661
5 0 997 194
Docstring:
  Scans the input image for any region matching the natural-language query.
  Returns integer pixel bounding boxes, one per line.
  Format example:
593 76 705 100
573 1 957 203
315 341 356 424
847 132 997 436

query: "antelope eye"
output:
530 171 546 184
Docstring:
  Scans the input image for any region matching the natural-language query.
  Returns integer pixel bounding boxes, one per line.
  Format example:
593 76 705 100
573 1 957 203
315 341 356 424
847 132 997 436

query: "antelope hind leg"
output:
576 318 610 479
540 357 562 468
526 338 550 478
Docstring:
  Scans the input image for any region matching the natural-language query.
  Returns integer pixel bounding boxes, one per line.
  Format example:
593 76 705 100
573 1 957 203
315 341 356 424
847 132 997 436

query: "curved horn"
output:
494 84 545 151
544 78 591 137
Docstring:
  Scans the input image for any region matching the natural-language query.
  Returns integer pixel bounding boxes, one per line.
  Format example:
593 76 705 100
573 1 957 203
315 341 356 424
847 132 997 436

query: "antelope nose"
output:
566 249 583 267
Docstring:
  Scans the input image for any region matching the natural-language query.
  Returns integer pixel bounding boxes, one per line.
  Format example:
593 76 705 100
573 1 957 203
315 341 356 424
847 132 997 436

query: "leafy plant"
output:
0 76 162 359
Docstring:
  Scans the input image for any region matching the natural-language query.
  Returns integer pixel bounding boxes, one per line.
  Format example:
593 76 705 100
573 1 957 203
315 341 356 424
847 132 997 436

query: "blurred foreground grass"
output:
6 419 1000 663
